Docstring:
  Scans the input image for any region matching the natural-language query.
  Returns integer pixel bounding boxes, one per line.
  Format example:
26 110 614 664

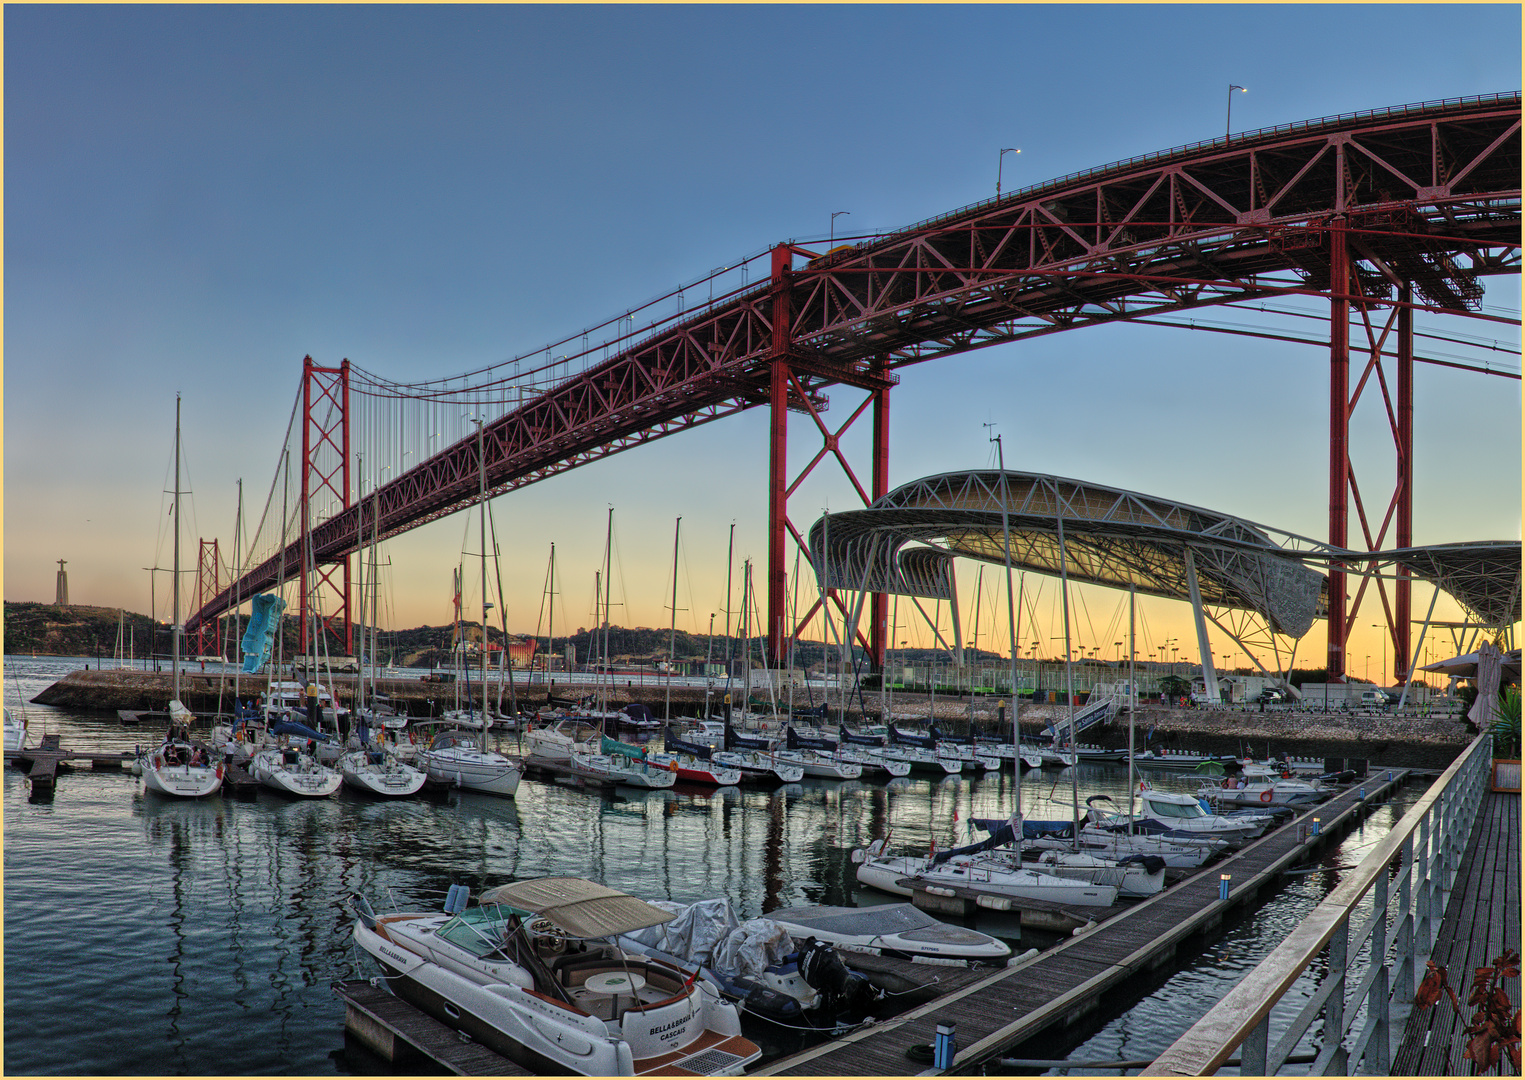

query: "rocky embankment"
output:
32 669 1473 770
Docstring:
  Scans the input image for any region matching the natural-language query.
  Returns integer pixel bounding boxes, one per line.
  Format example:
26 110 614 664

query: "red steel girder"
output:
190 95 1519 636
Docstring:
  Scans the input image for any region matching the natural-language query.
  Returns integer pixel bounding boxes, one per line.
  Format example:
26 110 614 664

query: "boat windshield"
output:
1147 797 1206 819
435 906 513 958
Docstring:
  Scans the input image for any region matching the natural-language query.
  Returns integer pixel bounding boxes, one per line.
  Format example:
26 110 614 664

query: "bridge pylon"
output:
300 356 353 659
193 539 221 658
767 243 893 670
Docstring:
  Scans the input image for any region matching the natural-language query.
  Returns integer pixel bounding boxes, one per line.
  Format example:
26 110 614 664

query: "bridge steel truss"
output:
192 539 221 659
188 94 1520 677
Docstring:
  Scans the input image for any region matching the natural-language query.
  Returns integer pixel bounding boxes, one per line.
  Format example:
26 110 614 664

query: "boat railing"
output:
1141 730 1491 1076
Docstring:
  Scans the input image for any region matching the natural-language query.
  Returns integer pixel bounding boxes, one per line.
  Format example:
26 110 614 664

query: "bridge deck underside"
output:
189 95 1520 634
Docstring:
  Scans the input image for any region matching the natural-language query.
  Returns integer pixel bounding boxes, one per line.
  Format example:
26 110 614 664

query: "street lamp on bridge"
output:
997 148 1020 196
1227 84 1247 137
830 211 850 245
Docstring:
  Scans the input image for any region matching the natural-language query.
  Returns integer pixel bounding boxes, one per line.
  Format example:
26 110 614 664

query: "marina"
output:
5 14 1520 1075
6 656 1512 1076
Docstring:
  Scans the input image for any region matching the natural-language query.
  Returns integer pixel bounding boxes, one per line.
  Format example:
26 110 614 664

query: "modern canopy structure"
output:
806 470 1521 697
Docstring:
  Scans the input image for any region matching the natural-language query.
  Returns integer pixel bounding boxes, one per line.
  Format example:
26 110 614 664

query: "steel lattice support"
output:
767 245 894 666
300 356 352 657
193 539 221 658
187 95 1518 639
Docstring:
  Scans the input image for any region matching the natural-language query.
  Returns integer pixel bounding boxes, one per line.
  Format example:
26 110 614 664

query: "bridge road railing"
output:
1142 730 1492 1076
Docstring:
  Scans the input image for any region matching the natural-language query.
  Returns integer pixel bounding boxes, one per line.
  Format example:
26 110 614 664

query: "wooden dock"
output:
333 979 530 1075
754 773 1408 1076
1392 787 1521 1074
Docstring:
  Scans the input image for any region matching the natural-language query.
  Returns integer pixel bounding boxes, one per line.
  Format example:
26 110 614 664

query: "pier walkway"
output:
755 774 1406 1076
1392 786 1521 1074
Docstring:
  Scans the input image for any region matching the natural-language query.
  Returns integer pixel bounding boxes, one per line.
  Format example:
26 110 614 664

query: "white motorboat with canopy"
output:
767 903 1011 967
352 877 761 1076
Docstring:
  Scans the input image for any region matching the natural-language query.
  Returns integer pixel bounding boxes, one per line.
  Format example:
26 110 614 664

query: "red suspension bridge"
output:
185 92 1521 684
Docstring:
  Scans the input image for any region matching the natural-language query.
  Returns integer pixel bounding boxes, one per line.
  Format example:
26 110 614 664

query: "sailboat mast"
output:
602 509 614 716
232 479 243 703
666 517 681 720
1057 513 1080 847
355 458 367 717
276 450 289 682
1128 584 1137 822
478 420 489 734
989 432 1021 859
547 545 556 686
969 565 983 728
721 523 735 693
171 394 182 706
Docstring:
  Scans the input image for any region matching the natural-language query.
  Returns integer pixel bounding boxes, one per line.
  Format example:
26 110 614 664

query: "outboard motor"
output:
797 937 879 1015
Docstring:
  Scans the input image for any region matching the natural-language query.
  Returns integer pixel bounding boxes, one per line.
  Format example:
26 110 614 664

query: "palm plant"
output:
1491 686 1521 759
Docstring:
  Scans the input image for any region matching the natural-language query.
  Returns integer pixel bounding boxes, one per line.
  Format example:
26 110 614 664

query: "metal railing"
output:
1143 730 1493 1076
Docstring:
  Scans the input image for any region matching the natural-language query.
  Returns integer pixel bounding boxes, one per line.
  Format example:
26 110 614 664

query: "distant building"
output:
55 560 69 606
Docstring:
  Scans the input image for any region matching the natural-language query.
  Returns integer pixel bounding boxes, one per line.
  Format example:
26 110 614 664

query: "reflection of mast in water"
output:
763 790 785 913
141 798 227 1070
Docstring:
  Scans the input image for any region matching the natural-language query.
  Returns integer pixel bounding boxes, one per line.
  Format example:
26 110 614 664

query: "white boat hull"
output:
250 750 344 797
339 751 428 797
423 748 523 796
142 759 223 798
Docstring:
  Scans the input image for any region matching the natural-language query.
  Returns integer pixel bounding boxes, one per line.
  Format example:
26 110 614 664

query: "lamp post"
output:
1227 85 1247 137
830 211 850 245
1372 623 1386 685
997 148 1021 196
1114 641 1123 662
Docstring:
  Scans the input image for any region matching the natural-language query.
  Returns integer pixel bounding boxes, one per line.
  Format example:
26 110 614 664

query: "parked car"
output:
1259 688 1285 704
1359 688 1393 707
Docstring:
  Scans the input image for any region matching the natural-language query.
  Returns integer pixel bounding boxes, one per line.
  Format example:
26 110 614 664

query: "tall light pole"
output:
1227 84 1247 137
997 148 1021 196
1372 624 1386 685
830 211 850 245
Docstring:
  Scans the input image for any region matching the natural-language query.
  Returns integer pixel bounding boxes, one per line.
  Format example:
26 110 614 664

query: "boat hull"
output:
422 750 522 796
250 751 343 797
143 761 223 798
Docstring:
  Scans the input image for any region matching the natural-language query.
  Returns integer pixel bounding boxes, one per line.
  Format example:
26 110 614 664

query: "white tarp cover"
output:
715 918 796 980
624 899 795 979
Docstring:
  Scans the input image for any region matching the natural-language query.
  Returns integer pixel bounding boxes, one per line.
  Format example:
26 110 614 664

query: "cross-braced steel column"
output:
193 539 221 658
300 356 353 657
1327 219 1350 680
767 245 793 667
1396 282 1414 683
869 364 890 670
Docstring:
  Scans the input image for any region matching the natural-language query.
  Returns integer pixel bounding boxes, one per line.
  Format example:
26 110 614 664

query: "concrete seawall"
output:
31 668 1473 770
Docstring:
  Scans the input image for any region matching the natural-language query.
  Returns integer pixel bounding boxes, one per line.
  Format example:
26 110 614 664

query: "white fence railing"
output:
1143 731 1492 1076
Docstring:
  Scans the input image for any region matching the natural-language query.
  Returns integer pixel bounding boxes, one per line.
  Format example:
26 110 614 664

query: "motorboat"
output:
524 717 602 763
1076 798 1233 861
851 838 1119 907
338 747 427 797
249 742 344 798
138 713 224 799
767 903 1011 968
1134 748 1239 769
351 877 762 1075
1071 744 1129 763
1134 785 1270 843
419 728 522 797
1198 765 1332 809
4 707 28 752
616 898 878 1026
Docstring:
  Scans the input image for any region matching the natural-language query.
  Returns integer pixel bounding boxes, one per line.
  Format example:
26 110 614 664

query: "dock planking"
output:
333 979 530 1075
756 772 1409 1076
1392 788 1521 1075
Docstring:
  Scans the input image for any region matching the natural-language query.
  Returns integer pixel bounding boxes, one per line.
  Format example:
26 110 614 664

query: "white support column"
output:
1183 547 1220 705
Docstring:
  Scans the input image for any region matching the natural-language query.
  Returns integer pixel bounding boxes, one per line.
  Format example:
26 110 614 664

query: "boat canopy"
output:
479 877 676 938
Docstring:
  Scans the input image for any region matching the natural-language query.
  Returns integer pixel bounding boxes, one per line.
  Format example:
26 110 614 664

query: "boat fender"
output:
352 894 379 930
1260 789 1274 803
1005 948 1040 967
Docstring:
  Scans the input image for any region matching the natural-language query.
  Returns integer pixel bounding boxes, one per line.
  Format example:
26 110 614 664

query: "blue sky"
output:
5 5 1520 674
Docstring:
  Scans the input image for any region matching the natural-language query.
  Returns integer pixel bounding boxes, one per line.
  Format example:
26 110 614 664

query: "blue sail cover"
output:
240 593 286 674
269 719 329 742
972 816 1075 840
931 821 1019 865
723 721 772 751
786 726 837 751
888 722 936 749
623 703 657 725
838 725 885 747
663 726 714 760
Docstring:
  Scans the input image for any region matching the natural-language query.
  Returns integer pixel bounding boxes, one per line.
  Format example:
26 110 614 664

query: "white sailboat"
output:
139 396 223 799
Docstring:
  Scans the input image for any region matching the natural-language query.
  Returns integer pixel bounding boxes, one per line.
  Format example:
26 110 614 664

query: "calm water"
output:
3 657 1419 1074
